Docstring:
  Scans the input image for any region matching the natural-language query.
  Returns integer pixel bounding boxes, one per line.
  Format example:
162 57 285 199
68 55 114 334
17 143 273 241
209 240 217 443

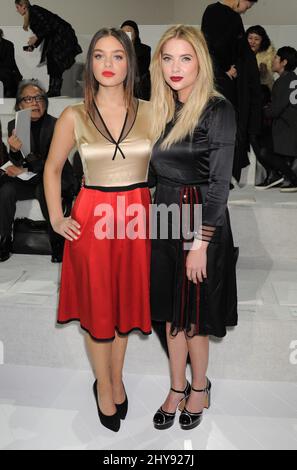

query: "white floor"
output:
0 365 297 450
1 186 297 450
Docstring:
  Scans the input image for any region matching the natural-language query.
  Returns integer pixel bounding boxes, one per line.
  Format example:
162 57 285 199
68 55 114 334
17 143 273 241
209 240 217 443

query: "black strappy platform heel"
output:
153 381 191 430
179 377 212 430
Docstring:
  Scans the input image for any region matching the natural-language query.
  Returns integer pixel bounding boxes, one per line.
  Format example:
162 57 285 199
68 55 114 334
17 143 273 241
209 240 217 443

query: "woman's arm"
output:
44 107 80 241
186 99 236 284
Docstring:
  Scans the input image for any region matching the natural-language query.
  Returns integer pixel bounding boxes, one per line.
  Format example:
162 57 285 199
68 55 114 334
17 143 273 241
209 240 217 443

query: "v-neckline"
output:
94 102 129 144
89 99 140 146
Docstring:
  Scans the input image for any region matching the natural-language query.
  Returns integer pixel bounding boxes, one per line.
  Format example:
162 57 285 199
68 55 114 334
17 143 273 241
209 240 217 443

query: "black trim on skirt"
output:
84 182 148 192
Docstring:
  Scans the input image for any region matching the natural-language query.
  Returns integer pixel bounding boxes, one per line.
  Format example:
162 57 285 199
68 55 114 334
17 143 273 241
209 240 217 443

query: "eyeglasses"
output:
20 95 45 104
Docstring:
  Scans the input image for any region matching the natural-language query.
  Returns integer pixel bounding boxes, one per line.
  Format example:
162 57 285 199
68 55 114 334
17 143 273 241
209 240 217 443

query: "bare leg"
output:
111 331 128 404
85 334 116 416
186 335 209 413
162 322 189 413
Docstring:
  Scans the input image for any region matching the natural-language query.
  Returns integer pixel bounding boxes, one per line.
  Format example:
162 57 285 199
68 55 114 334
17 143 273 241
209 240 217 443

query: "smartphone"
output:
23 45 33 52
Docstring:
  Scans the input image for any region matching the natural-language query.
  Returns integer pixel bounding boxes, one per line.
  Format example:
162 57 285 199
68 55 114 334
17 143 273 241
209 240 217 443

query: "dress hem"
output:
152 318 238 339
57 318 152 342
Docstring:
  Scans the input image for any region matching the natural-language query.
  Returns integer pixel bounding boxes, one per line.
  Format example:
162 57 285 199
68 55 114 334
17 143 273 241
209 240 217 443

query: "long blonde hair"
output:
150 25 220 149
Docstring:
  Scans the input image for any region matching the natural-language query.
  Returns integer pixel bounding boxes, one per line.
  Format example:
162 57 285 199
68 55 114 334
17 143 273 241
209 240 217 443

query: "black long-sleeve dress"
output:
150 97 238 338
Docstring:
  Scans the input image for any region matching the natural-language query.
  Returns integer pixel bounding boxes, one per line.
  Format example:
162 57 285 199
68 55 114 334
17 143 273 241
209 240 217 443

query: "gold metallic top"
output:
72 100 153 187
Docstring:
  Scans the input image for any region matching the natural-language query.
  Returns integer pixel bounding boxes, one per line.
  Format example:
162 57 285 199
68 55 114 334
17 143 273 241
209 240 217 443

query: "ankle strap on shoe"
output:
192 386 207 393
192 378 210 393
171 381 189 394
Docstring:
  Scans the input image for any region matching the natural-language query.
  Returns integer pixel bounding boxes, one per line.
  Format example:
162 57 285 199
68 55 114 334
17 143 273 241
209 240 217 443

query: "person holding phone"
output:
15 0 82 97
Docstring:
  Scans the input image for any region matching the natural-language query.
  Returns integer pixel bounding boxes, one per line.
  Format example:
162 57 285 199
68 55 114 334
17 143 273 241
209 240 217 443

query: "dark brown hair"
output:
84 28 137 119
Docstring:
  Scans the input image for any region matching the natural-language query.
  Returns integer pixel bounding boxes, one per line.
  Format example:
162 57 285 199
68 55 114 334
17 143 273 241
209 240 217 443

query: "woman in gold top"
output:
44 28 152 432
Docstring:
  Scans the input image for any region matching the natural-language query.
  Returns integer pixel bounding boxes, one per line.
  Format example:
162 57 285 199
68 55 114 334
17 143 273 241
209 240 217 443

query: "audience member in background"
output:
247 25 276 91
121 20 151 100
0 121 9 167
256 47 297 192
246 25 277 188
0 80 75 263
0 29 23 98
201 0 261 183
15 0 82 97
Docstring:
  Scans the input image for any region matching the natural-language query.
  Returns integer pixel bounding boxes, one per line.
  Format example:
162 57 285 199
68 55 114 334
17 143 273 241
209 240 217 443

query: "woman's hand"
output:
52 217 81 242
186 244 208 284
5 165 27 178
28 35 38 47
8 131 23 153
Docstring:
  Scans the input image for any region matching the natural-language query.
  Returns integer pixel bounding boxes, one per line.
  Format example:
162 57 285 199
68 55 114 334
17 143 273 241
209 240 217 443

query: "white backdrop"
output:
1 24 297 93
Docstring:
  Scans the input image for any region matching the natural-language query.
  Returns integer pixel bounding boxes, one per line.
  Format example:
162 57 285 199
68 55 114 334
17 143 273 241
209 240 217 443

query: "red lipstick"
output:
170 76 183 82
103 71 115 77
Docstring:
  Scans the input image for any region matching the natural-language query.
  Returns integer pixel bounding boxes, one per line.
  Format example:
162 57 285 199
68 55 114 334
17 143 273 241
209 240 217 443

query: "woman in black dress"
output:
15 0 82 97
150 25 237 431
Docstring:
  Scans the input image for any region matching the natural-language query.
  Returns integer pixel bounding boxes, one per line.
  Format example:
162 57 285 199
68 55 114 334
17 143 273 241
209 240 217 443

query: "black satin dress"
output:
150 97 238 338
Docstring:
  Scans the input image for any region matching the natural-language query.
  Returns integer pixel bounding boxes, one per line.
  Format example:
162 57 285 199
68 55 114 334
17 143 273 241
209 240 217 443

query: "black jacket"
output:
202 2 261 181
0 38 23 96
271 71 297 157
29 4 82 73
134 42 151 101
0 142 8 167
8 113 75 192
202 2 244 80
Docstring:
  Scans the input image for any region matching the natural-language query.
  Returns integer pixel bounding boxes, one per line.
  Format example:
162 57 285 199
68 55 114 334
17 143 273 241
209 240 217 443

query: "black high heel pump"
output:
115 383 128 420
93 380 121 432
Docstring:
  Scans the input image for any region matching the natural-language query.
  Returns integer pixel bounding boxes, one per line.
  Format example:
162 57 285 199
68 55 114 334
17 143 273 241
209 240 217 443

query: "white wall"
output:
2 0 297 32
175 0 297 26
1 22 296 93
0 0 174 32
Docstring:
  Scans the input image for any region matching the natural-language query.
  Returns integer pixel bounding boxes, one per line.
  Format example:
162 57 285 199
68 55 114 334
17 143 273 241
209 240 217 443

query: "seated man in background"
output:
0 29 22 98
257 47 297 191
0 79 75 263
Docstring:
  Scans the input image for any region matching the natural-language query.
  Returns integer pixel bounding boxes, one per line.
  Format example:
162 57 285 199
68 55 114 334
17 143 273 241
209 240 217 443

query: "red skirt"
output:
57 185 152 341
